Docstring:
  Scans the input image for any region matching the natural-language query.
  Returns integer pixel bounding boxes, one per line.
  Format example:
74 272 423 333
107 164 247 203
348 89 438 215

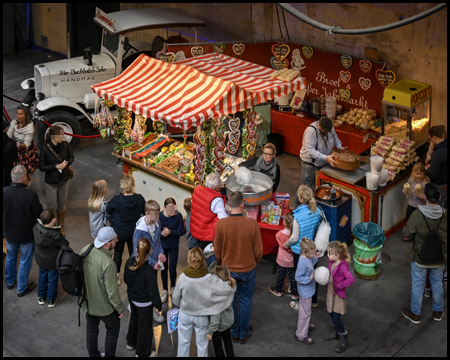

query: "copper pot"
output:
315 185 342 201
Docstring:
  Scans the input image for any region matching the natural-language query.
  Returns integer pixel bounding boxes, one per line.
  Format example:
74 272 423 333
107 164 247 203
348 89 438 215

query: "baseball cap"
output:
424 183 441 204
94 227 117 248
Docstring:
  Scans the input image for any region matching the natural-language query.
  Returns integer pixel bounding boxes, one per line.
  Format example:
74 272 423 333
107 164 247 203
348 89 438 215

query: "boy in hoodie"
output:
402 183 447 324
33 209 69 308
132 199 166 323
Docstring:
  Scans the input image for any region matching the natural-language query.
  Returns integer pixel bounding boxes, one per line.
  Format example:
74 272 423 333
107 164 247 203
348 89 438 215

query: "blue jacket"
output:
132 216 164 268
291 205 321 255
159 212 185 249
296 255 318 298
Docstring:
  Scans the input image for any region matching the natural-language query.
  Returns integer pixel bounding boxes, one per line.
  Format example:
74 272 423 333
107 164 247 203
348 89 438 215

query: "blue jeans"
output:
5 240 35 293
38 267 60 302
230 267 256 339
410 262 444 315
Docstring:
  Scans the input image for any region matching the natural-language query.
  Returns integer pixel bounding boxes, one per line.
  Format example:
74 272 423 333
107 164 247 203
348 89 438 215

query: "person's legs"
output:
177 309 194 357
405 205 417 223
5 241 19 286
221 328 235 357
331 312 345 334
56 180 70 210
168 246 179 289
113 232 127 274
161 248 170 291
429 265 445 312
287 267 299 297
230 274 242 338
311 263 319 304
193 315 210 357
47 268 60 302
293 253 300 272
234 268 256 339
127 302 138 349
17 241 35 293
124 232 134 259
212 331 225 357
300 161 319 191
38 267 48 300
275 266 287 293
44 182 58 215
85 313 101 357
410 262 427 316
296 296 312 339
135 305 154 357
101 311 121 358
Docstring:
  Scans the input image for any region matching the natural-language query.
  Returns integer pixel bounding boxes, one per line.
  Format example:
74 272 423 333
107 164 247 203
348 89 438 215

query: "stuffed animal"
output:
314 266 330 285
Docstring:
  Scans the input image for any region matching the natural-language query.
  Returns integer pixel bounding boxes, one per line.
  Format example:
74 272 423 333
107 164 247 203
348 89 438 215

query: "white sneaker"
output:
290 300 299 310
117 273 121 286
161 290 168 303
153 308 165 323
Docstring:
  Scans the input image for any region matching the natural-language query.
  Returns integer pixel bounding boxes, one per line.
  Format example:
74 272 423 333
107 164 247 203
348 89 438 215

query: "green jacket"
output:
207 303 234 336
80 244 125 316
403 206 447 266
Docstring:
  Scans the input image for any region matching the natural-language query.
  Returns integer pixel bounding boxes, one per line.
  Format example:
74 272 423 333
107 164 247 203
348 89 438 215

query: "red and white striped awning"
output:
92 53 305 129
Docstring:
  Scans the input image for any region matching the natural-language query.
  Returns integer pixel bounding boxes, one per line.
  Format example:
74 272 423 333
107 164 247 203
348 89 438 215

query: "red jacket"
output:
326 260 355 298
190 186 225 241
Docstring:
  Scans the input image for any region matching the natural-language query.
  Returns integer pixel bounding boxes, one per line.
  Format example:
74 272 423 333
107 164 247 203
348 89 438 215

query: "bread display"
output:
337 108 377 129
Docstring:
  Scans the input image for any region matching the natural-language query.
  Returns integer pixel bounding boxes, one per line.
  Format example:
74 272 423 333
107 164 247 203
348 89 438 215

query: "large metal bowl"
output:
315 184 342 201
226 171 273 205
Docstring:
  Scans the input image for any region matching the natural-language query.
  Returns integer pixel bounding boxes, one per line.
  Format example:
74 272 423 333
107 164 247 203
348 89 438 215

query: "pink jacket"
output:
275 230 294 268
326 260 355 298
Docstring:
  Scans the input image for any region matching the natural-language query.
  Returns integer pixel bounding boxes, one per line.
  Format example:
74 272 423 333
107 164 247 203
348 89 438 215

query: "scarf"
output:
254 155 277 183
183 264 209 278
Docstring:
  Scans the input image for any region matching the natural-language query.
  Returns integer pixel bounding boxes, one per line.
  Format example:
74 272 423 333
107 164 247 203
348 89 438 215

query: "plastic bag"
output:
353 222 386 248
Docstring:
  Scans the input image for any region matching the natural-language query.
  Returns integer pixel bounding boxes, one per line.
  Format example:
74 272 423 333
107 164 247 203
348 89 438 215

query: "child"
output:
270 212 299 301
124 238 163 358
132 200 166 323
403 162 430 241
184 197 201 250
323 241 355 353
87 179 109 239
207 265 236 357
33 209 69 308
203 243 217 274
294 238 321 345
159 197 185 303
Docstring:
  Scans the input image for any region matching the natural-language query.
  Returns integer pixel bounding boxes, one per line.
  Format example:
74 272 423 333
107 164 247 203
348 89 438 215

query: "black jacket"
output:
124 256 162 311
3 182 43 243
3 132 18 187
39 141 74 185
33 219 69 270
106 193 146 234
427 139 447 185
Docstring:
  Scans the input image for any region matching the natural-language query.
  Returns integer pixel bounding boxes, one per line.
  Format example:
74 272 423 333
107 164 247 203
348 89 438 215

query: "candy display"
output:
260 202 282 225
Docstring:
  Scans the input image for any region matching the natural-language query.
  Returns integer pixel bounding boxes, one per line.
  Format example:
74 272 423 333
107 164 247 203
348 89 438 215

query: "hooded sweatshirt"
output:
105 193 146 234
132 216 164 268
403 204 447 267
124 256 162 311
33 219 69 270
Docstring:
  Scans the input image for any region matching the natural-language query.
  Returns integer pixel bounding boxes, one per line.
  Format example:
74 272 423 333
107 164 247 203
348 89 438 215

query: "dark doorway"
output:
67 3 120 57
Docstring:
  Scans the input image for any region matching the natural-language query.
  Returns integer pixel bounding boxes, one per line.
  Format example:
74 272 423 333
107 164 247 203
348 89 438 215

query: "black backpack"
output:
56 244 95 326
418 211 446 264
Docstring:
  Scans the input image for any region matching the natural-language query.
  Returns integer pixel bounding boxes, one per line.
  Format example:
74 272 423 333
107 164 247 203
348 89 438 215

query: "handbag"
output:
46 143 74 179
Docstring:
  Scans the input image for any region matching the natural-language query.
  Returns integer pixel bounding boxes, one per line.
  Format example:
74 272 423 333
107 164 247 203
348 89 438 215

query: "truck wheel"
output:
38 110 82 148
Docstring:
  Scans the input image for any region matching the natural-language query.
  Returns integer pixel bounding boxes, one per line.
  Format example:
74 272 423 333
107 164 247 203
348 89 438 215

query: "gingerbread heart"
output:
191 46 204 57
271 44 290 61
376 69 396 88
216 137 226 150
227 141 238 154
359 60 372 73
193 131 206 145
246 144 255 155
359 77 372 91
228 131 240 144
302 46 314 59
339 89 351 101
246 134 256 145
341 55 353 69
155 51 175 63
270 57 289 71
247 111 257 123
214 148 224 160
214 124 227 139
232 43 245 56
248 128 256 139
339 70 351 83
247 121 257 133
228 118 240 132
214 159 224 173
212 43 226 54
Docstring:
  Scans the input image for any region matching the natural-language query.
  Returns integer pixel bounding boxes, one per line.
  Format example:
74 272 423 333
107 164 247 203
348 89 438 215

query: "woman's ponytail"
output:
129 238 152 271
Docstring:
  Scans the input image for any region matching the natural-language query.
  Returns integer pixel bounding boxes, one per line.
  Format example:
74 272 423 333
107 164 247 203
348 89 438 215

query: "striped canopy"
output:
92 53 305 129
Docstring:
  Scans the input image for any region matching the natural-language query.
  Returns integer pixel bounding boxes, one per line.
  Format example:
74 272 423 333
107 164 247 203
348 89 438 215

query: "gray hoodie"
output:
418 204 444 219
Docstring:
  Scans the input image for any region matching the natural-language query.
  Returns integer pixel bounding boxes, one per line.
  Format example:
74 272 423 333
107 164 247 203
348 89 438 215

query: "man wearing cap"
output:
297 117 345 205
80 227 125 357
402 183 447 324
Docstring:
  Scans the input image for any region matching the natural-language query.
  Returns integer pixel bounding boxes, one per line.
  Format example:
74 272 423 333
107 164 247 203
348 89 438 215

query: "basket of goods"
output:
331 148 361 171
337 108 377 130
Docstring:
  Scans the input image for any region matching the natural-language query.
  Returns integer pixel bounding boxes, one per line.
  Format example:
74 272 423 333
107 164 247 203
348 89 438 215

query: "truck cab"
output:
21 7 205 146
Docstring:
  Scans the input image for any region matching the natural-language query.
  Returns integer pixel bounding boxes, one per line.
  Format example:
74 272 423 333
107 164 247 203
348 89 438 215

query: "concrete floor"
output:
3 47 447 357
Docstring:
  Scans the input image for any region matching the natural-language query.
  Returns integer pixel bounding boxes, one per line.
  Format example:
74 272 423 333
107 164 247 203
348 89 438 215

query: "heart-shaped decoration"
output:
195 157 205 171
191 46 204 57
213 43 226 54
232 43 245 56
375 69 396 88
228 118 240 132
100 128 107 139
302 46 314 59
227 141 238 154
228 130 240 144
247 111 257 123
359 60 372 73
246 134 256 145
214 124 227 139
214 159 224 173
155 51 175 63
359 77 372 91
216 137 226 150
214 148 224 160
341 55 353 69
339 89 352 101
248 128 256 139
339 70 352 83
272 44 290 61
270 57 289 70
194 131 206 145
195 168 205 180
247 121 257 133
246 144 255 155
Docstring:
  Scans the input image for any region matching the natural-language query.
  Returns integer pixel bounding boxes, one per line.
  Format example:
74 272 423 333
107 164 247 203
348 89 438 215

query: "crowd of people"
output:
3 108 447 357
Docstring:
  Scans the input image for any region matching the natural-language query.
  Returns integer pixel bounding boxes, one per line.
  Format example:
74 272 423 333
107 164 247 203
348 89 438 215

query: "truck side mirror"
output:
83 47 94 66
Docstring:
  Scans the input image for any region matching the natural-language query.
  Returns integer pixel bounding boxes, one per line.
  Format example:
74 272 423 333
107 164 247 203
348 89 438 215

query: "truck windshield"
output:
103 30 120 55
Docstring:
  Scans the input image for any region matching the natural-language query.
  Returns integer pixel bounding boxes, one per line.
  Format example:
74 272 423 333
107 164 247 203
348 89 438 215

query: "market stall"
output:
92 53 305 254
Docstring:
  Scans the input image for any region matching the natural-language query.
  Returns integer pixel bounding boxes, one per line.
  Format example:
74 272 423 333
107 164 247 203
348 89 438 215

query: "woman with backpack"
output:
39 125 74 236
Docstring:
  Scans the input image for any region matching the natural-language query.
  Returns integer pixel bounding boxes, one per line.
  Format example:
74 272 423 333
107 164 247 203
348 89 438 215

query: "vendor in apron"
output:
296 117 345 207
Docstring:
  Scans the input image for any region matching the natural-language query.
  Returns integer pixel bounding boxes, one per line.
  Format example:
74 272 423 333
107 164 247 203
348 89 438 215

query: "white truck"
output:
21 7 205 146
